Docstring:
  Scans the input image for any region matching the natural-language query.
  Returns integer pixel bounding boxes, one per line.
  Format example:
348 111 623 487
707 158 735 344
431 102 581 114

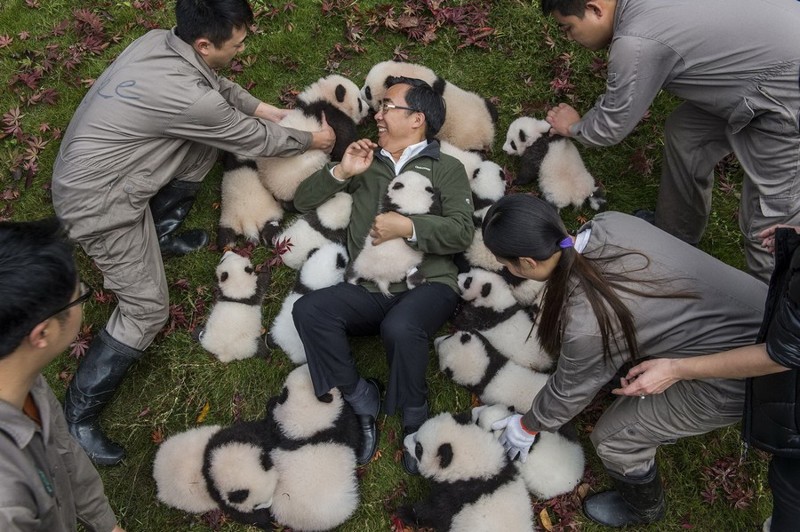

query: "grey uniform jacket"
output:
0 376 116 532
52 28 312 235
573 0 800 151
522 212 767 431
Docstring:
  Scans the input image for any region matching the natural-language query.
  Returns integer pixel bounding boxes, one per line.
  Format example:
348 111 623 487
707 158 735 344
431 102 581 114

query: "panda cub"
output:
152 425 222 514
455 268 552 372
217 152 284 249
435 330 548 414
361 61 498 152
268 243 349 364
472 404 586 500
503 116 606 211
195 251 270 362
275 191 353 270
258 75 368 203
398 412 535 532
346 171 441 297
262 364 361 531
461 159 508 273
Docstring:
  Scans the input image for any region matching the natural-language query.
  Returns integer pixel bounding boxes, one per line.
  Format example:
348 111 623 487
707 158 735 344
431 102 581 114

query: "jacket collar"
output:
165 27 220 91
0 376 52 449
374 139 441 164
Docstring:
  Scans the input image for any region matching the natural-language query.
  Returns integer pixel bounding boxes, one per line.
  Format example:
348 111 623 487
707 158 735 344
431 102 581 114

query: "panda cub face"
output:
384 171 440 216
458 268 517 311
502 117 550 155
360 60 437 111
404 412 507 483
299 74 369 124
215 251 258 300
206 440 278 515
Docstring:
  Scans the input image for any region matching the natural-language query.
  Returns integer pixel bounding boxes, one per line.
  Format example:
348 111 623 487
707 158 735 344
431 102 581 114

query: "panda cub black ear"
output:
392 182 405 190
317 392 334 404
245 266 253 274
459 333 470 344
276 386 289 405
335 83 346 103
452 411 472 425
437 443 453 469
481 282 492 298
220 272 229 282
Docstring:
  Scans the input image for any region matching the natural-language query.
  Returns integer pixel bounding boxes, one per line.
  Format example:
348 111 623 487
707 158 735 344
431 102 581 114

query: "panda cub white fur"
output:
346 171 441 297
268 243 349 364
399 412 535 532
435 330 549 414
472 404 586 500
152 425 222 514
462 159 508 272
503 116 606 211
361 61 497 152
216 152 284 249
275 191 352 270
455 268 552 371
258 75 368 203
263 364 361 531
196 251 270 362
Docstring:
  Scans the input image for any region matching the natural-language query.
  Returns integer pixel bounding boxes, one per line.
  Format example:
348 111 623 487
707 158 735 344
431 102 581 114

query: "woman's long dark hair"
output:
482 194 689 362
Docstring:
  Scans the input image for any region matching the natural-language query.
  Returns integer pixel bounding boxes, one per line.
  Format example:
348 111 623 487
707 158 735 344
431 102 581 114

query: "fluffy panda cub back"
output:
346 171 441 297
399 412 535 532
197 252 270 362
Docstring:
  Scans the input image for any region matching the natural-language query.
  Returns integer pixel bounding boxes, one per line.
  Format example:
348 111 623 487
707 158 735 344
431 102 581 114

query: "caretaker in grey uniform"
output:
543 0 800 282
51 0 334 467
481 195 766 528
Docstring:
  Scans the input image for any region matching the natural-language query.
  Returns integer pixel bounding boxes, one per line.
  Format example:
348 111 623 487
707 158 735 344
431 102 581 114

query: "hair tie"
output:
558 236 573 249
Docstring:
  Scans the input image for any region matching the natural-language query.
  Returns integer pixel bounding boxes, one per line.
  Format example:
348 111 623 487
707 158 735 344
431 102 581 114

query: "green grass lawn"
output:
1 0 767 530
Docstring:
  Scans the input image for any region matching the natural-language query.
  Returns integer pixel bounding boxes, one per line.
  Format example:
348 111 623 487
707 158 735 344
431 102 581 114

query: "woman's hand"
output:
310 112 336 153
545 103 580 137
491 414 539 462
612 358 681 396
759 224 800 254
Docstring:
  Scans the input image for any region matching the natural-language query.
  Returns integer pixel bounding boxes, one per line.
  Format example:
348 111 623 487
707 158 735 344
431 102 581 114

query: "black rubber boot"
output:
401 402 428 475
149 179 209 257
583 466 666 527
64 329 142 466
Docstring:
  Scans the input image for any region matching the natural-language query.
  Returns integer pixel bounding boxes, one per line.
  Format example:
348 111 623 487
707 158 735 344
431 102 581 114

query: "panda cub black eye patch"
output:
220 272 228 282
392 182 404 190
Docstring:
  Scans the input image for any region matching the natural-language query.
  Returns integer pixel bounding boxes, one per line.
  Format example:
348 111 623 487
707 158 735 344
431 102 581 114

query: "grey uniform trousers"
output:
55 143 217 350
590 374 744 478
656 88 800 282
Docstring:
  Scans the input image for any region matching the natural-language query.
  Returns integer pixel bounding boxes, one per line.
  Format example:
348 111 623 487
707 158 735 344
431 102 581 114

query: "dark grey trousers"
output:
292 281 459 415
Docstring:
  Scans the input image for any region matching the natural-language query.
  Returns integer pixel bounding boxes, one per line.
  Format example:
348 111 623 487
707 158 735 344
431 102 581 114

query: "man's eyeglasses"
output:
378 101 420 114
47 281 93 318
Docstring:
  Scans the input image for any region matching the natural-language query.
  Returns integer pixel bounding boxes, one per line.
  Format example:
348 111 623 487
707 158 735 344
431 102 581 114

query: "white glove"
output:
491 413 538 463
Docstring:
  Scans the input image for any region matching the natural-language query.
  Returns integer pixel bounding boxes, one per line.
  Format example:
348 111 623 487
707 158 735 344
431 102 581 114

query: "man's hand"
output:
546 103 581 137
491 414 538 463
254 102 288 123
370 212 413 245
310 112 336 154
334 138 378 180
612 358 680 397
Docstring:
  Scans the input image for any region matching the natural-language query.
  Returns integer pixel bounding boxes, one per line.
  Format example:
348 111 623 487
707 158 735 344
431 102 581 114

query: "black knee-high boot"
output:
149 179 209 256
583 465 666 527
64 330 142 466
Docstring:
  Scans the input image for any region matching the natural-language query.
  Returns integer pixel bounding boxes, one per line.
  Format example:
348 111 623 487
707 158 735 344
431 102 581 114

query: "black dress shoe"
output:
355 378 382 466
401 427 420 475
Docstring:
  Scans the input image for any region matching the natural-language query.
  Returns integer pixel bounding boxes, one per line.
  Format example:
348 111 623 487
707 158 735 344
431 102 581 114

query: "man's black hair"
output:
540 0 588 17
386 76 446 140
175 0 254 47
0 218 77 359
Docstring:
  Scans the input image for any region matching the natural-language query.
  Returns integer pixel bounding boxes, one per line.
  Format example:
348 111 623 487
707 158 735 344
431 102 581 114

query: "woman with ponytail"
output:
481 194 767 528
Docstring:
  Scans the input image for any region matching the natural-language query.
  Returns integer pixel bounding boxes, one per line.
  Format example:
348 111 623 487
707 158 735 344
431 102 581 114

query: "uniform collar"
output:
0 375 52 449
165 27 220 91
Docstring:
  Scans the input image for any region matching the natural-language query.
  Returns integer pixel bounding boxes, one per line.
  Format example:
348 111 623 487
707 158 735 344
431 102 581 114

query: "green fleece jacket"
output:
293 140 473 293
